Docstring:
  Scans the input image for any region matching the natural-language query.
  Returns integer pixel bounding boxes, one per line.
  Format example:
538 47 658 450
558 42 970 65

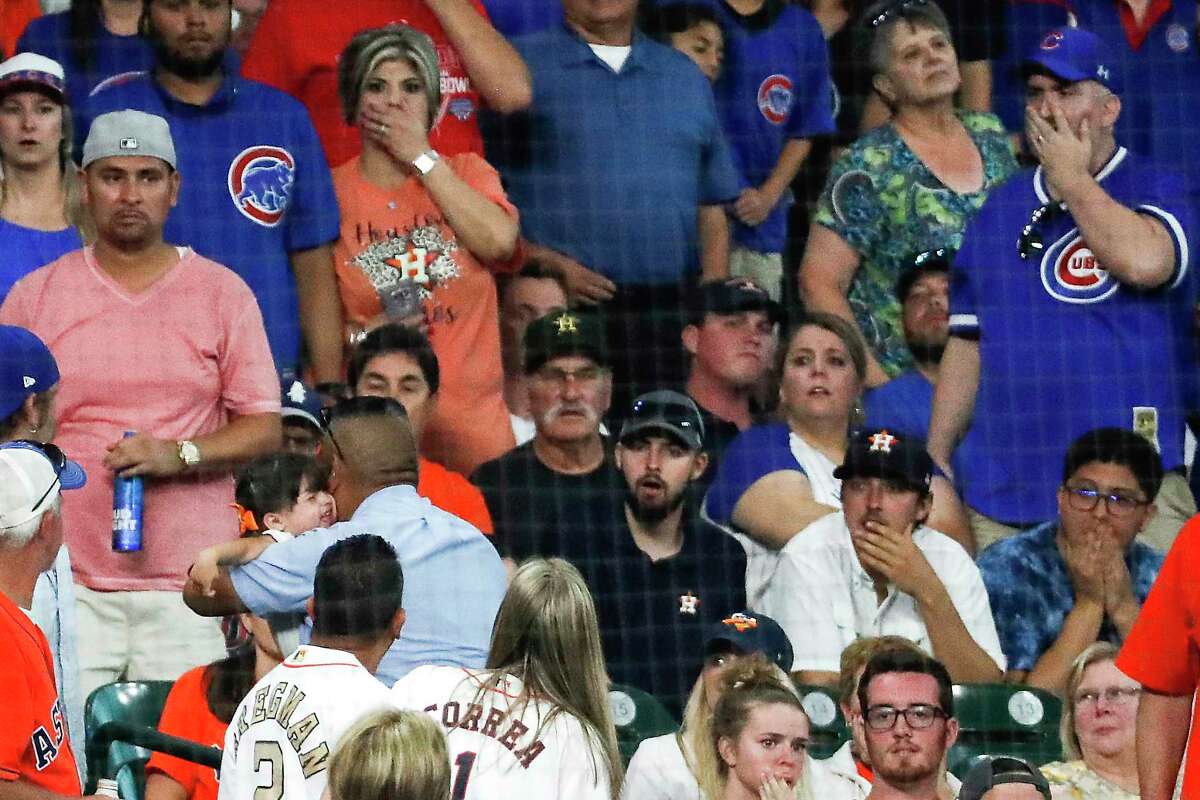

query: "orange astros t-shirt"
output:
146 666 225 800
0 591 81 795
333 155 518 475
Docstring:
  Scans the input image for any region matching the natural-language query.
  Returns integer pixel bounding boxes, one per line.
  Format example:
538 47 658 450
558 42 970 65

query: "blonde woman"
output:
390 558 622 800
324 708 451 800
622 611 812 800
1039 643 1143 799
0 53 88 302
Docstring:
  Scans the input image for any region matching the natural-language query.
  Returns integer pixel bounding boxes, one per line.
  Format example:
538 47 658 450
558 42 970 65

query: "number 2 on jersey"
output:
253 741 284 800
451 751 477 800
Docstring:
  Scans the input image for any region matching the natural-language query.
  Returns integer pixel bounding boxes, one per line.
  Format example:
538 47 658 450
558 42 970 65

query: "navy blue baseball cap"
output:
280 375 322 431
0 325 60 420
834 429 934 492
1023 28 1119 93
705 611 794 672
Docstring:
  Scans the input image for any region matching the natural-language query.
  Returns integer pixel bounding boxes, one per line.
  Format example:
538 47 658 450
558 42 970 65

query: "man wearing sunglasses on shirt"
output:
927 27 1199 554
0 440 90 799
856 648 959 800
976 428 1162 695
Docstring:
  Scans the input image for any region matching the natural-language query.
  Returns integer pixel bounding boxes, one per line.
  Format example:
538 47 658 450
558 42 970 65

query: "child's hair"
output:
710 655 809 781
327 708 451 800
233 453 330 531
639 2 721 42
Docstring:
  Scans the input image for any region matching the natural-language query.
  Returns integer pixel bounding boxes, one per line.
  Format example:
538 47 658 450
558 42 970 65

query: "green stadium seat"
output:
792 683 850 759
948 683 1063 778
84 680 174 800
608 684 679 764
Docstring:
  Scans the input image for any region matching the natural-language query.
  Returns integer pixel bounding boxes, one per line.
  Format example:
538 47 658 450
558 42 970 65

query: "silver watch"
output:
177 440 201 468
412 149 441 176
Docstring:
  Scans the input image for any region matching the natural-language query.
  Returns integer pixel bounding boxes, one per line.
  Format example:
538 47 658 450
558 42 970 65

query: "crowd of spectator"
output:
3 0 1200 798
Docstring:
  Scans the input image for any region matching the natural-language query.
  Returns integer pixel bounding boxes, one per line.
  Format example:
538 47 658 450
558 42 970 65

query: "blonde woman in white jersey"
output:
391 557 622 800
702 312 971 606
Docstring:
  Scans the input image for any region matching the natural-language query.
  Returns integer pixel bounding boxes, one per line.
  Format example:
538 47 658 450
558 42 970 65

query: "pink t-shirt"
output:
0 247 280 592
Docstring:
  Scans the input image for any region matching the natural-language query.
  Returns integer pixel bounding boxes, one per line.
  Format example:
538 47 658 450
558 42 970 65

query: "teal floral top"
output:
813 110 1018 377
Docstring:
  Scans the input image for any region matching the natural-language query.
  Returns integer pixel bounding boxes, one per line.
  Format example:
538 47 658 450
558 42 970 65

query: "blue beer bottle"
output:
112 431 143 552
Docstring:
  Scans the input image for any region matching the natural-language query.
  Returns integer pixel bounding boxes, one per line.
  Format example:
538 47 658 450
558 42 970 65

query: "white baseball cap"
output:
0 443 86 529
0 52 66 103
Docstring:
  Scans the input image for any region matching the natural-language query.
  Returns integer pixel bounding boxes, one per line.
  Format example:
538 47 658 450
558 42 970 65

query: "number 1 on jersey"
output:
451 751 477 800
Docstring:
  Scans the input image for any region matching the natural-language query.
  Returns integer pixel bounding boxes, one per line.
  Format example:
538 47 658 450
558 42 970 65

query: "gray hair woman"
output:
329 24 520 476
1039 643 1142 799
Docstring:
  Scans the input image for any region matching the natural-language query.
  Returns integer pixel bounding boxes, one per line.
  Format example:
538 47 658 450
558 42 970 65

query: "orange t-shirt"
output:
419 457 493 535
1116 516 1200 798
146 666 225 800
333 154 517 475
2 0 40 58
0 591 81 795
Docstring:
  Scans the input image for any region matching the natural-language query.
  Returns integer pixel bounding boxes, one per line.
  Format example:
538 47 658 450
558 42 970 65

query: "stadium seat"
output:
948 684 1063 778
608 684 679 764
84 681 174 800
791 683 849 759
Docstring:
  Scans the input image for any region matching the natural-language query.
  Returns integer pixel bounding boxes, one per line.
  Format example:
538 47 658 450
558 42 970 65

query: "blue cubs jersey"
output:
82 67 340 371
702 0 836 253
950 146 1199 524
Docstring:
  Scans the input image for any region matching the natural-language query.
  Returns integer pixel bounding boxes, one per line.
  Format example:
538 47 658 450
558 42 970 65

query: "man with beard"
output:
856 649 960 800
472 310 623 565
78 0 344 382
556 390 746 716
761 429 1003 686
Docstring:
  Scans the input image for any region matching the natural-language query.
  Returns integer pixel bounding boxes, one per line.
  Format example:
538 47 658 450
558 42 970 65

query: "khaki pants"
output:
729 248 784 301
967 470 1195 554
75 584 226 705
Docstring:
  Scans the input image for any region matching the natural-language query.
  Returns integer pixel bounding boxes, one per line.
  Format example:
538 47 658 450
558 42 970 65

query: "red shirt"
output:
419 457 494 534
146 666 226 800
1116 516 1200 798
0 591 81 795
241 0 488 168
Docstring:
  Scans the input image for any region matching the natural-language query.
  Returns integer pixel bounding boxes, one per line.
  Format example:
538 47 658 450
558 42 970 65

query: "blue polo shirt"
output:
483 24 741 285
81 66 340 372
977 521 1163 672
702 0 835 253
16 11 155 111
950 147 1199 524
1071 0 1200 184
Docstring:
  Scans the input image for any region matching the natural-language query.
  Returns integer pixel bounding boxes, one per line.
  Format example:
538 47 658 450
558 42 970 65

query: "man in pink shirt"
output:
0 110 281 699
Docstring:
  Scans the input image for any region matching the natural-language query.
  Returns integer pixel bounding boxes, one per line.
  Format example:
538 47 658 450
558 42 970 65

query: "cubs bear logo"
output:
1039 232 1117 303
228 146 295 227
757 74 794 125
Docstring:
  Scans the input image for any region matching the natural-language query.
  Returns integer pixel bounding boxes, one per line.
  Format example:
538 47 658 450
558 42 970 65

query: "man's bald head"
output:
328 412 419 494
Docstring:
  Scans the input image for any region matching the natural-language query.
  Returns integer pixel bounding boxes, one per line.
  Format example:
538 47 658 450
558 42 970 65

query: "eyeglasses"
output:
868 0 930 28
864 704 947 731
318 396 408 462
10 439 67 515
1017 203 1066 260
1062 483 1149 518
912 247 952 269
1075 686 1142 708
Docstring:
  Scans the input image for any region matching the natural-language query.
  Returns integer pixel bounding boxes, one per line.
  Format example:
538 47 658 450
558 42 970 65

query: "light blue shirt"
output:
31 546 85 786
229 484 506 685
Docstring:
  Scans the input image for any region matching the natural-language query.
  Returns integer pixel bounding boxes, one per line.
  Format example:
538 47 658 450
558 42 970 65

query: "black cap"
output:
895 248 953 303
688 277 785 326
619 390 705 450
833 429 934 492
704 611 794 672
959 756 1052 800
523 310 609 374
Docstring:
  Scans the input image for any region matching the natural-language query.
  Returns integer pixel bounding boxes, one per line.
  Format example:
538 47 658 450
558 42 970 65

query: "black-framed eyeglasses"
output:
1017 203 1066 260
1062 483 1149 518
864 703 948 731
10 440 67 515
318 396 408 462
868 0 930 28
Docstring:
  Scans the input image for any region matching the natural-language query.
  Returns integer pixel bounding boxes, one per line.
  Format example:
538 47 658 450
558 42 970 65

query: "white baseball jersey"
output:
217 645 392 800
391 664 612 800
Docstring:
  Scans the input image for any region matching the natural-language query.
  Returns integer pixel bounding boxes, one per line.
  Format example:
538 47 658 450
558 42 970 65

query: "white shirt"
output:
391 664 612 800
760 513 1005 673
812 742 962 799
217 646 393 800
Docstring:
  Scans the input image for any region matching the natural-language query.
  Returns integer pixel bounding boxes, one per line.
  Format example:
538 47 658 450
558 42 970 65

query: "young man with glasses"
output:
928 26 1199 552
855 649 959 800
977 428 1163 694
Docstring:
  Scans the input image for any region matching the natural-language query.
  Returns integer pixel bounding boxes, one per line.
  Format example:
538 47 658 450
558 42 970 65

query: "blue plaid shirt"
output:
977 521 1163 672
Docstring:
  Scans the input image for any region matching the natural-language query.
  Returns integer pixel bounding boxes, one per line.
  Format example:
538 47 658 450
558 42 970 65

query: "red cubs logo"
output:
227 145 295 228
1056 240 1107 288
1041 30 1064 50
757 75 794 125
1039 233 1118 303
